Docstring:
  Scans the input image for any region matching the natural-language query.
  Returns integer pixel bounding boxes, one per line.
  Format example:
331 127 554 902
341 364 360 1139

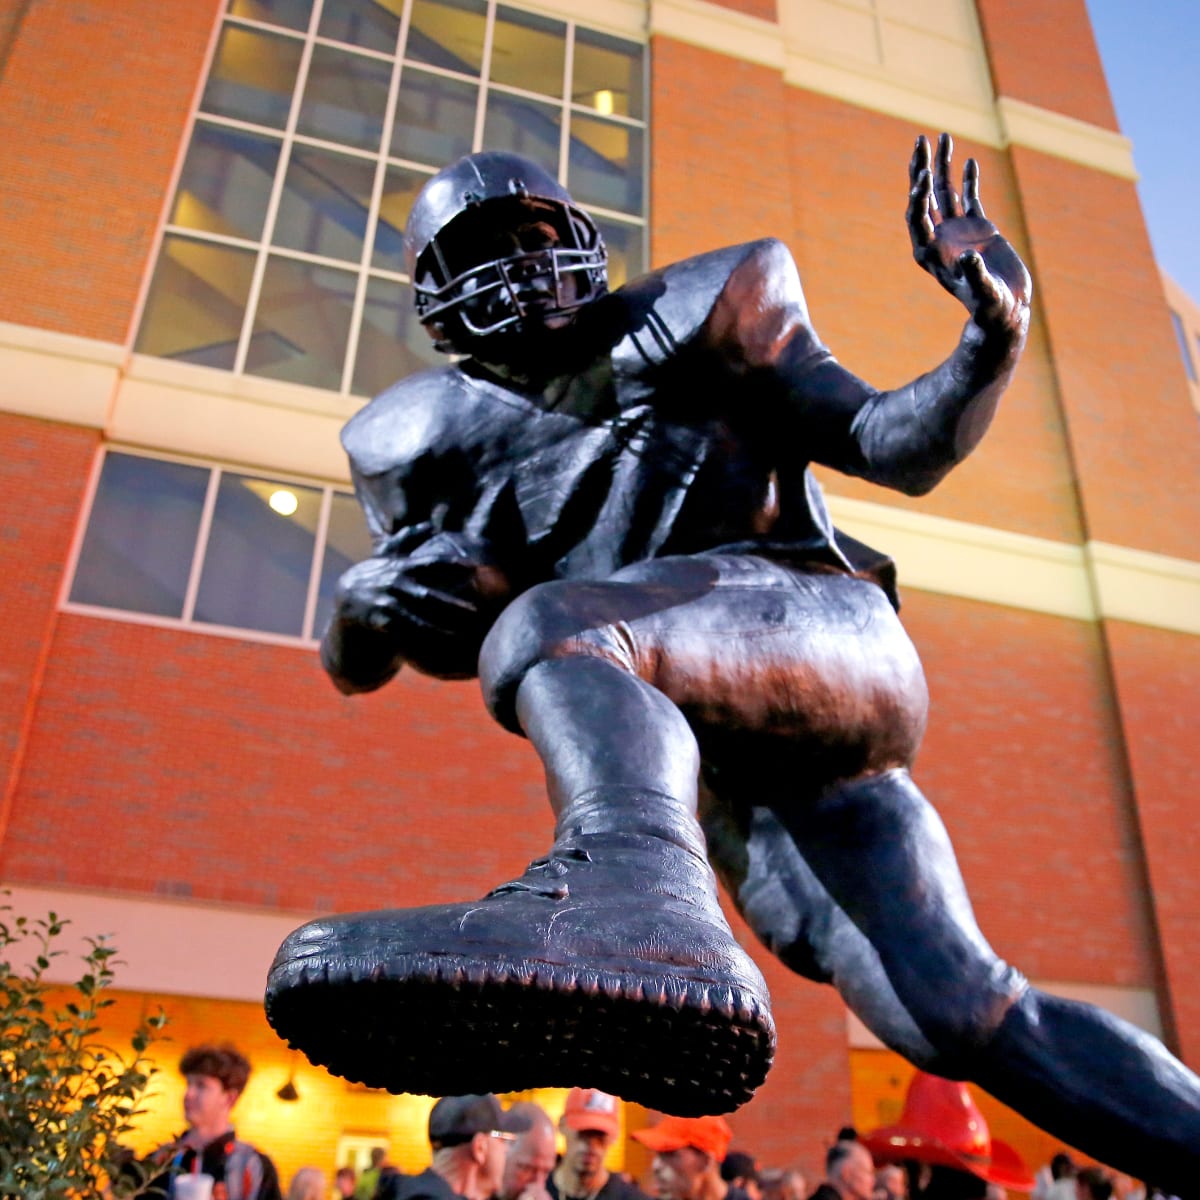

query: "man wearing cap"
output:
550 1089 648 1200
632 1115 743 1200
388 1095 531 1200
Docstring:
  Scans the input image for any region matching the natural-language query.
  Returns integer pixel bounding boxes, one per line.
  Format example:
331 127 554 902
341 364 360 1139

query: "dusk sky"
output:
1085 0 1200 300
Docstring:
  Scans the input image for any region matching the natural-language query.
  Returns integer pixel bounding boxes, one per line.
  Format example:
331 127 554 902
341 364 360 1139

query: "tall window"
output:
135 0 648 398
67 449 373 644
1170 309 1197 382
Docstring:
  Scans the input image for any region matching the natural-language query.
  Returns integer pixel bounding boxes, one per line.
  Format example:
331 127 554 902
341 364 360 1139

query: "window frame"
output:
133 0 650 398
60 444 367 651
1169 308 1197 382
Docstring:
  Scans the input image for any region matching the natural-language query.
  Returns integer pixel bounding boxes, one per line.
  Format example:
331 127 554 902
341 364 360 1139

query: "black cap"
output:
429 1095 532 1149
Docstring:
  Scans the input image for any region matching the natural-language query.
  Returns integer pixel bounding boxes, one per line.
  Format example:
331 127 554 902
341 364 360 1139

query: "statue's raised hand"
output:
908 133 1032 336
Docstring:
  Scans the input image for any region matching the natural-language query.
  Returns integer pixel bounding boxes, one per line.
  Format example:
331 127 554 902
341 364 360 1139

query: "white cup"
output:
175 1173 216 1200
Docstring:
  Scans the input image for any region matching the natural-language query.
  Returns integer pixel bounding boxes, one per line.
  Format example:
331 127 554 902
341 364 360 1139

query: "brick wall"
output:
1 615 551 916
975 0 1119 128
0 0 218 341
1103 620 1200 1063
0 413 98 822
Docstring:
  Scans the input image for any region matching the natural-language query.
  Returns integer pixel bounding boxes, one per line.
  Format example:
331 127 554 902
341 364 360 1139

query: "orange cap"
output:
631 1115 733 1161
562 1088 621 1136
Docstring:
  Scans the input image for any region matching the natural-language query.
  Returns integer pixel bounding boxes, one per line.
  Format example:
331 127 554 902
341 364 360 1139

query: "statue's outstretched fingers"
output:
962 158 987 220
934 132 962 218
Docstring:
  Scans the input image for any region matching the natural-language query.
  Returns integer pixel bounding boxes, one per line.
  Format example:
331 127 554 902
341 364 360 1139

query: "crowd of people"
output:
139 1044 1180 1200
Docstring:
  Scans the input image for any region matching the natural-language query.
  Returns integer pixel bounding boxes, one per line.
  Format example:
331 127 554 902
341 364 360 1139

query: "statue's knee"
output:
479 582 632 733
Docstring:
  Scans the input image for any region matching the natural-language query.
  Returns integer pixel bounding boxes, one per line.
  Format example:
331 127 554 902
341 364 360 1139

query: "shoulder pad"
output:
342 365 470 478
612 241 781 367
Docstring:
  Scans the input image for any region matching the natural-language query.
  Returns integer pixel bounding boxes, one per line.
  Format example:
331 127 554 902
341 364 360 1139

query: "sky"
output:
1084 0 1200 300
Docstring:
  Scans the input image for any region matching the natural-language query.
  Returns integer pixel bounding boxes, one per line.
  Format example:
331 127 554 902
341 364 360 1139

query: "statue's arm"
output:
709 134 1032 495
321 400 512 692
321 520 511 692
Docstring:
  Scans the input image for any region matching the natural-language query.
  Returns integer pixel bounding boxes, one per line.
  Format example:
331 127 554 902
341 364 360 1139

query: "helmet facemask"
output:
413 195 608 355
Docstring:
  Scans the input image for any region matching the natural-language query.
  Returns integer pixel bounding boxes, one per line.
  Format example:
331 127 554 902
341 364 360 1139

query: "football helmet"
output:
404 151 608 353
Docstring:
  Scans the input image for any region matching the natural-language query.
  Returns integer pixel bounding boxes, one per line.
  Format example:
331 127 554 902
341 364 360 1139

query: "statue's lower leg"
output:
266 656 774 1113
706 769 1200 1189
969 990 1200 1194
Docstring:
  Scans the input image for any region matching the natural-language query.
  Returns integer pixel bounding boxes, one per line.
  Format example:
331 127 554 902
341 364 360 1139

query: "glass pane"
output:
1170 310 1196 381
297 43 391 151
135 235 256 369
490 7 565 98
374 166 431 272
274 145 375 263
391 68 477 166
568 115 643 213
70 453 208 618
193 473 322 636
572 29 644 121
201 25 303 129
227 0 312 31
482 93 560 179
171 122 281 241
352 277 443 396
405 0 486 75
246 256 356 389
318 0 403 53
314 491 375 636
593 216 644 289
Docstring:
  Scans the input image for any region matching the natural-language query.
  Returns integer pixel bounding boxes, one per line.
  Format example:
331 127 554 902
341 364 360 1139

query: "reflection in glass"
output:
194 474 321 635
135 236 256 369
482 93 561 179
297 44 391 151
315 492 375 636
374 166 432 272
593 216 644 289
572 29 644 120
568 116 643 214
274 145 375 263
352 277 443 397
246 257 356 390
405 0 487 75
1170 310 1196 381
490 6 565 98
391 68 477 167
227 0 312 31
201 25 303 128
172 122 281 241
70 453 209 618
318 0 402 53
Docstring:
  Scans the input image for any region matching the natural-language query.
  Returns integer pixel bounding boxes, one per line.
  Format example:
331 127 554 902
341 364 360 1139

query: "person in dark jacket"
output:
382 1095 531 1200
145 1044 282 1200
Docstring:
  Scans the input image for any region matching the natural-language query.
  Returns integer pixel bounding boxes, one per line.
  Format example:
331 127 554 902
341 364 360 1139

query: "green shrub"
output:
0 899 168 1198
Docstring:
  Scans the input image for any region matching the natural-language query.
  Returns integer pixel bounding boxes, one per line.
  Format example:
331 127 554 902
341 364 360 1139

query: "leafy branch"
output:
0 898 169 1199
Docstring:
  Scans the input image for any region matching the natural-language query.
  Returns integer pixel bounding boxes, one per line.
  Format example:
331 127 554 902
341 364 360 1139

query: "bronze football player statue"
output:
266 136 1200 1188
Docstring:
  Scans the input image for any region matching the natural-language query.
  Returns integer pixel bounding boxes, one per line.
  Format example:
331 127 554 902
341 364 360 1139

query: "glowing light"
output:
269 489 298 516
594 89 614 116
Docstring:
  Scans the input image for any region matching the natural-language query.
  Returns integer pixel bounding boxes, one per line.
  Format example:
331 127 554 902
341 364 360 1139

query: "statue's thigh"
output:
615 556 929 775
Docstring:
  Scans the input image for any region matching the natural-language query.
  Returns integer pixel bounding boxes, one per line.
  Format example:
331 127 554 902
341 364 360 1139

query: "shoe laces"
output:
486 845 593 900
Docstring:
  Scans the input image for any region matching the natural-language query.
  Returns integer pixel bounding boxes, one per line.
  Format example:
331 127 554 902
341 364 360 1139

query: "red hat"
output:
861 1073 1034 1192
631 1115 733 1161
562 1088 621 1136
